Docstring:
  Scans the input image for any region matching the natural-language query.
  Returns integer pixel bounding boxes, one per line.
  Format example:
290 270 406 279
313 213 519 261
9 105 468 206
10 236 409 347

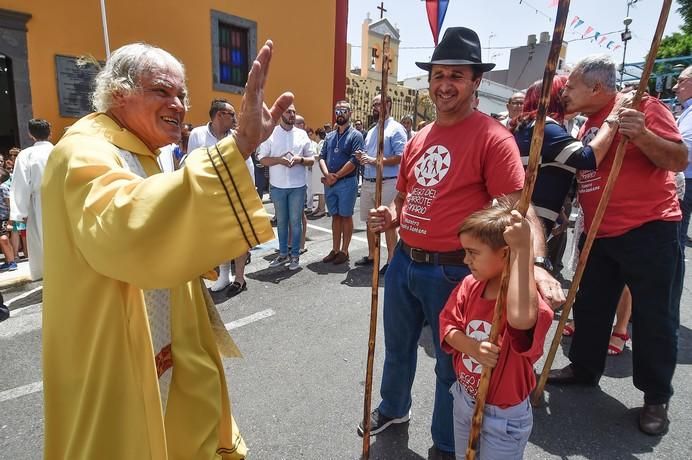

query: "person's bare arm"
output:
368 192 405 233
618 108 688 172
505 191 565 307
444 329 500 368
504 211 538 330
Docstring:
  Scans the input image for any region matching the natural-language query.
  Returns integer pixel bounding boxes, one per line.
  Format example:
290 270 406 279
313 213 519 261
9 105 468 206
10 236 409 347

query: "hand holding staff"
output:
361 34 391 460
533 0 674 406
465 1 572 458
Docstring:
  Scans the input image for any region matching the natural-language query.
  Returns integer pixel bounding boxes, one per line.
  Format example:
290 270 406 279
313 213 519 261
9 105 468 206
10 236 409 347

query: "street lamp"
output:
620 0 640 86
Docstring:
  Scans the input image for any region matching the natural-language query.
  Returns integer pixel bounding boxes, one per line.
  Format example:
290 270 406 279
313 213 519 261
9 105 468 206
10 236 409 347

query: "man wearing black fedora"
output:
362 27 564 456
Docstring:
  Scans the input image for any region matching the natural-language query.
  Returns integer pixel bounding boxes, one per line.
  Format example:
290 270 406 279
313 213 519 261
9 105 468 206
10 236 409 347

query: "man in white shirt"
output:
188 99 254 295
258 104 313 270
9 119 54 280
501 91 525 128
355 95 407 275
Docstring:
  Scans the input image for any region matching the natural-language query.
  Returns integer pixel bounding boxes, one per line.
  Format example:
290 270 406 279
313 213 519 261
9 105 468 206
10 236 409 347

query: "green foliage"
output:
657 32 692 59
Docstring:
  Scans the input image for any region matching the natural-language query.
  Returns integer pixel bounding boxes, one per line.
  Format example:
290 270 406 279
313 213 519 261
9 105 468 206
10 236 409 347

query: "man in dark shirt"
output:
318 101 364 264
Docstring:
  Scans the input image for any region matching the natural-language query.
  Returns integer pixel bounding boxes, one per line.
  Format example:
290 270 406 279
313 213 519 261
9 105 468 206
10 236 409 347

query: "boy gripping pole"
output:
440 202 553 459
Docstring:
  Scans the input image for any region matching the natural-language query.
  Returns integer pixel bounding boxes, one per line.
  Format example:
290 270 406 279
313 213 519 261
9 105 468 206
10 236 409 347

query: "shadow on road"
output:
532 386 662 459
341 266 385 288
366 422 425 460
305 260 352 276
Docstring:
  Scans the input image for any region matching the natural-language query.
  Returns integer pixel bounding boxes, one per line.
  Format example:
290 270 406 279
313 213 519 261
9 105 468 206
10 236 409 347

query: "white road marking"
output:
306 222 387 247
0 304 42 338
267 211 385 247
5 286 43 312
0 381 43 403
224 308 275 330
0 309 276 403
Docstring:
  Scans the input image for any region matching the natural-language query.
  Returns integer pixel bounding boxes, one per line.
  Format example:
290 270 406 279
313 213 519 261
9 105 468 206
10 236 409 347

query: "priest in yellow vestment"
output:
41 41 293 460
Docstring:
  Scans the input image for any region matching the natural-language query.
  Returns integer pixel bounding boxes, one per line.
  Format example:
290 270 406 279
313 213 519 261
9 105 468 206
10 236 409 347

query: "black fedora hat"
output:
416 27 495 72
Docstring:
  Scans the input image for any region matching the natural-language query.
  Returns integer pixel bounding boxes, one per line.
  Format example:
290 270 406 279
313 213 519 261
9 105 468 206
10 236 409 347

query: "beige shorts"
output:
359 178 398 221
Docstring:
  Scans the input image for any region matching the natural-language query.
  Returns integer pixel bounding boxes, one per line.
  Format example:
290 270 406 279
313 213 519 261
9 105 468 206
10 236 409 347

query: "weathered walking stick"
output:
465 1 571 458
532 0 673 407
361 34 391 460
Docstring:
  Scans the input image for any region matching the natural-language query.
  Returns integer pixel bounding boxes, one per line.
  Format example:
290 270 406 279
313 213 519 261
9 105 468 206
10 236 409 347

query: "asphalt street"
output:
1 197 691 459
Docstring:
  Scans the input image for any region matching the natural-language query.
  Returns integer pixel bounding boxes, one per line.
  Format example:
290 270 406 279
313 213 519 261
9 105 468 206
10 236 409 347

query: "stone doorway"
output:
0 9 32 149
0 54 19 151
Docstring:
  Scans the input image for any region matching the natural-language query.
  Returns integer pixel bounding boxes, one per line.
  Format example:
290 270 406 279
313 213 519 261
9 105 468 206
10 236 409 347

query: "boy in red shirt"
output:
440 202 553 459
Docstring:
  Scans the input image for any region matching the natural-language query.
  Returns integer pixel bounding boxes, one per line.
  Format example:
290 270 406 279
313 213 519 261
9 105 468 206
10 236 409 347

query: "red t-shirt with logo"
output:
439 275 554 408
396 111 525 252
578 98 682 238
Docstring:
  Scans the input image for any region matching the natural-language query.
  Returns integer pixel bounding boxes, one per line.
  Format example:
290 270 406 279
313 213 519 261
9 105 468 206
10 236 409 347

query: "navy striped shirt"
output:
514 119 596 233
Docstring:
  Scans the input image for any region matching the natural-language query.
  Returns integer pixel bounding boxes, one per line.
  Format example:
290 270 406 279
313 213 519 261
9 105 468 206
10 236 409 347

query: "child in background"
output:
439 201 553 459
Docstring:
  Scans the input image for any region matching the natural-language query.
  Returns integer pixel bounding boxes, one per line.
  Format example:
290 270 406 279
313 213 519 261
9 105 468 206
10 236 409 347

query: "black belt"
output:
400 241 467 266
363 177 397 182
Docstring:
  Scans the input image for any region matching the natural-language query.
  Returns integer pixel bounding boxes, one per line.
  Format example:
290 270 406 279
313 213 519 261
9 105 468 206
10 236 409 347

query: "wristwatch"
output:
534 256 553 273
604 116 619 127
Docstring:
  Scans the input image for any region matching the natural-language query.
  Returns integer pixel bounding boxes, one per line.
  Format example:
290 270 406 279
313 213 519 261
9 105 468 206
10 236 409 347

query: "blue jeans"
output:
451 383 532 460
679 178 692 245
569 220 683 404
270 185 305 257
378 243 471 453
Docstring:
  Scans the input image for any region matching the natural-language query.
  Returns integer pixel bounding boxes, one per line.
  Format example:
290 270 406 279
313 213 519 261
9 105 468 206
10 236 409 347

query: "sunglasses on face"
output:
335 108 349 116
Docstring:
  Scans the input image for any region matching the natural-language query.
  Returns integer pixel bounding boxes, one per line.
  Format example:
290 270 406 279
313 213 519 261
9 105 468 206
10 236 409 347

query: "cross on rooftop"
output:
377 1 387 19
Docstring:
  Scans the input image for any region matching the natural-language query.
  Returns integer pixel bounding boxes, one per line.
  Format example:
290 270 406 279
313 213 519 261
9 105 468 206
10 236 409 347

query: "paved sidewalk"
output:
0 260 32 290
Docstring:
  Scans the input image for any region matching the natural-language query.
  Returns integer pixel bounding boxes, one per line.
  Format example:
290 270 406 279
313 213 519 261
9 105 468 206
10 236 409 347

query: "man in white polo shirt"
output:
355 94 407 275
258 104 313 270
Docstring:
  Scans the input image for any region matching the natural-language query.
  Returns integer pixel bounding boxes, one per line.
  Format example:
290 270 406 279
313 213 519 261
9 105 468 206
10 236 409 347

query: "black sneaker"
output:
357 408 410 437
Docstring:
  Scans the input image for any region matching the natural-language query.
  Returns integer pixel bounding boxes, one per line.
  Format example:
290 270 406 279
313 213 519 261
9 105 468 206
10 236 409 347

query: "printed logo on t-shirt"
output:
577 127 602 195
414 145 451 187
459 319 492 397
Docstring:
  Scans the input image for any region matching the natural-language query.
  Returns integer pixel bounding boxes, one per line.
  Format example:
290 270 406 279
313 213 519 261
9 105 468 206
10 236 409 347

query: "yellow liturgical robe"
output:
41 113 274 460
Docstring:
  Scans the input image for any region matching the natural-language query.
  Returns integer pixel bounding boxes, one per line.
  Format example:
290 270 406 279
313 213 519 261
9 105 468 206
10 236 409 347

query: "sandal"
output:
607 332 629 356
562 321 575 337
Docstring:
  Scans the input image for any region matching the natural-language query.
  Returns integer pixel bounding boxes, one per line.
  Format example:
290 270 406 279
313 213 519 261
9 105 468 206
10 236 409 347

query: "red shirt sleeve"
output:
642 98 682 143
506 293 553 361
439 279 468 355
483 134 525 198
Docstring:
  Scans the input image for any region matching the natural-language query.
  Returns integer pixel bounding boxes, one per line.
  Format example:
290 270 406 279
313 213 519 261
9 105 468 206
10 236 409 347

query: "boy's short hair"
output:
458 199 515 250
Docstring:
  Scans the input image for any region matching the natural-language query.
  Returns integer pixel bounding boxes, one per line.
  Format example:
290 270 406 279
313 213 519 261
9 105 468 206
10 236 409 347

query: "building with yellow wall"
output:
0 0 348 150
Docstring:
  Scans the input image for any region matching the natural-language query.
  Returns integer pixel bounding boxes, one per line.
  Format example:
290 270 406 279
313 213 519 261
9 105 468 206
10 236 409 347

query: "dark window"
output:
211 11 257 94
218 22 248 87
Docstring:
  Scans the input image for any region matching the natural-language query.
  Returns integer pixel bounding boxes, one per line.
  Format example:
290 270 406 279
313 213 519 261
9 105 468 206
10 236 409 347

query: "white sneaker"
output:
210 262 232 291
288 256 300 270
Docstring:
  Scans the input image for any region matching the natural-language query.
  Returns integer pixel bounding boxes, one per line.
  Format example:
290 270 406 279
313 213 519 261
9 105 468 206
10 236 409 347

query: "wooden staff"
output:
465 1 572 458
361 34 391 460
532 0 673 406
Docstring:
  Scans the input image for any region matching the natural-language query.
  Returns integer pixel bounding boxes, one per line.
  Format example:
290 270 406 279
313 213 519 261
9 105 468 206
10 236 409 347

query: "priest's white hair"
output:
91 43 188 112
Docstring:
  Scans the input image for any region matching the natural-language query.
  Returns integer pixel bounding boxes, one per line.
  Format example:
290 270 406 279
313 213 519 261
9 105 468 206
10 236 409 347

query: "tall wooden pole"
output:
465 1 572 458
533 0 674 406
361 34 391 460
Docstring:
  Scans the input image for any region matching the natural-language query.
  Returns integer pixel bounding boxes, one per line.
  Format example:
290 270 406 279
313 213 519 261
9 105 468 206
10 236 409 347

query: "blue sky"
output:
347 0 685 79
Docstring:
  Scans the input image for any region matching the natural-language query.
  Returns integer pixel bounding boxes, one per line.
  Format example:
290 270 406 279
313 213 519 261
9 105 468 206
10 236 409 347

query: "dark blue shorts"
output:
325 175 358 217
